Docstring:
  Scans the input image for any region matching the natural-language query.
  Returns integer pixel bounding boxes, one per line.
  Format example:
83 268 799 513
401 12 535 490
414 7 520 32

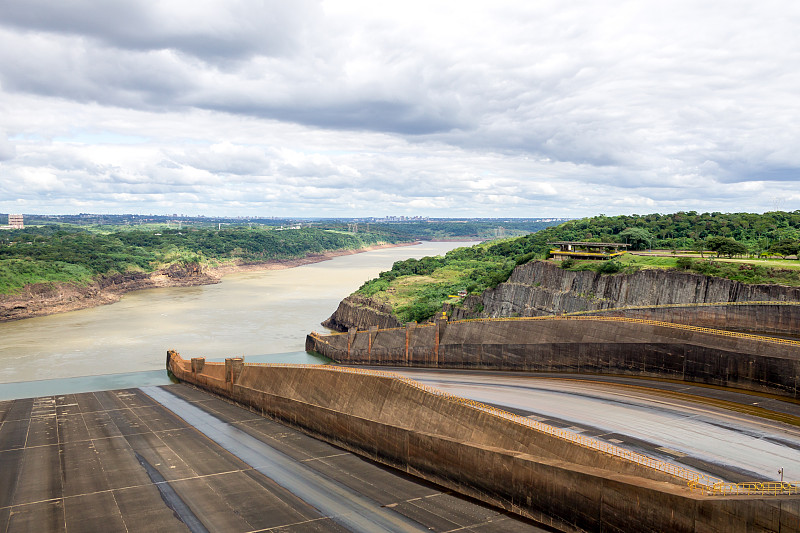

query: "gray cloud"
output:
1 1 799 216
0 0 316 61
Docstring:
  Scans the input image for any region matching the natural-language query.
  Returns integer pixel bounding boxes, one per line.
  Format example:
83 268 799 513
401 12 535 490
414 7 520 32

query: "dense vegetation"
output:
524 211 800 255
318 219 565 241
560 255 800 287
357 239 540 322
356 211 800 323
0 225 404 294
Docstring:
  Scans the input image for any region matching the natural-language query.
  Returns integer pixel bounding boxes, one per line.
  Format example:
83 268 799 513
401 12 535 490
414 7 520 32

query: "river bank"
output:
0 241 471 383
0 241 420 322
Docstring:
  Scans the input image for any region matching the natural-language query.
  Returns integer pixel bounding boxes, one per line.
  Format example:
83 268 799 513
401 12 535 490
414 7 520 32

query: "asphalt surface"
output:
0 384 548 533
379 368 800 484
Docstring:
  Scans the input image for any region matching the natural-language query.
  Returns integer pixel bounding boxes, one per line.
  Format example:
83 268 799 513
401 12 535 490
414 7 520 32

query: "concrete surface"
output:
378 368 800 482
307 317 800 398
168 353 800 532
0 385 547 533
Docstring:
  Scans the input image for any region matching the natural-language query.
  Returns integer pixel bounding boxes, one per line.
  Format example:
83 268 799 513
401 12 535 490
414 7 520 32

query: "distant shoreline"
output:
0 241 420 323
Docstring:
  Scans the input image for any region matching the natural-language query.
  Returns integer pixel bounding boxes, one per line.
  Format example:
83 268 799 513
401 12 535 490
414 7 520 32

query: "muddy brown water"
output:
0 241 476 383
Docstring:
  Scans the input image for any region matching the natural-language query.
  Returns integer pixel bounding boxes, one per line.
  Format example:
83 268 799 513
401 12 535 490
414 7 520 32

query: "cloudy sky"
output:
1 1 798 218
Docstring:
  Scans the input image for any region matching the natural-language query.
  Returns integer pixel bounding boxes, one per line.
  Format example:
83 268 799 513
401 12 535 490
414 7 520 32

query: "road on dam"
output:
0 384 547 533
381 368 800 485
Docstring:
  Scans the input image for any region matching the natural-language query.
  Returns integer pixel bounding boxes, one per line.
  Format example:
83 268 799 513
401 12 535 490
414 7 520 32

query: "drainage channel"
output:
140 386 429 533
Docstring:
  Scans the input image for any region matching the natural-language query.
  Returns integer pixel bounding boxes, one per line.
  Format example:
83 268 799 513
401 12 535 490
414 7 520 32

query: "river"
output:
0 241 476 385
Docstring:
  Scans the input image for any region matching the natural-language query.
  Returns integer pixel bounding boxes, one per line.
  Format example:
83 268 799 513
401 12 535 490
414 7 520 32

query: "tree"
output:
767 239 800 259
619 227 654 250
705 236 748 258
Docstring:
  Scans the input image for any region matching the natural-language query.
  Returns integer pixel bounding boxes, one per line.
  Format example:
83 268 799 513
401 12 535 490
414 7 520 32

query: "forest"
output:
523 210 800 254
0 226 405 294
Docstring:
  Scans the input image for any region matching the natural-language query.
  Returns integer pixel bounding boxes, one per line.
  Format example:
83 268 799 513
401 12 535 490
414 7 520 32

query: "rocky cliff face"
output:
321 294 403 332
324 260 800 330
0 263 216 321
457 260 800 319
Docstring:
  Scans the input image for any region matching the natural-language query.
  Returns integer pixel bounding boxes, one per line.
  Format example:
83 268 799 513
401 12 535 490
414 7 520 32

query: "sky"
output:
0 1 799 219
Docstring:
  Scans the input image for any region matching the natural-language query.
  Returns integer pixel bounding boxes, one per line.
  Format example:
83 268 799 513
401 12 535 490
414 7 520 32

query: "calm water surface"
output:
0 242 475 383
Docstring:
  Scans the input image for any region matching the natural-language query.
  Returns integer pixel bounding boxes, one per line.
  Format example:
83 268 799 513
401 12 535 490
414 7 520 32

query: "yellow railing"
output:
565 300 800 316
170 353 798 496
314 308 800 347
696 481 800 496
549 250 627 257
450 315 800 347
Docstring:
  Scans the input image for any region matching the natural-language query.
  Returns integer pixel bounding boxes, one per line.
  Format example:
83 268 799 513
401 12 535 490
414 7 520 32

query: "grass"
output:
629 251 800 270
361 267 479 323
370 268 468 322
0 259 94 294
560 252 800 286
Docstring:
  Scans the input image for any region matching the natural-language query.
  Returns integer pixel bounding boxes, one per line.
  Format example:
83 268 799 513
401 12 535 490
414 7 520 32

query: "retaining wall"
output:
167 351 800 532
306 316 800 398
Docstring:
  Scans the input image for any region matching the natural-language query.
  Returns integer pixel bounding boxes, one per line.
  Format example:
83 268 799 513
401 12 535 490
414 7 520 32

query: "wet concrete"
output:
382 368 800 483
0 384 547 532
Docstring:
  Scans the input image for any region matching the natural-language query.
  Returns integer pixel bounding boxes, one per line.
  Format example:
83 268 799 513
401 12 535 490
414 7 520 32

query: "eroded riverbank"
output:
0 241 476 383
0 241 419 322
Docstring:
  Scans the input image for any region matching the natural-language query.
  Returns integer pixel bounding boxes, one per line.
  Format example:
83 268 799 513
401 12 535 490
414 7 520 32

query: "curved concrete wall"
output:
168 352 800 532
306 317 800 398
575 303 800 336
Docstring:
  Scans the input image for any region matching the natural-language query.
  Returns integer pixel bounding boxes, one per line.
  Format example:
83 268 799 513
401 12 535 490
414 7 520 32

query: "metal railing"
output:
564 300 800 316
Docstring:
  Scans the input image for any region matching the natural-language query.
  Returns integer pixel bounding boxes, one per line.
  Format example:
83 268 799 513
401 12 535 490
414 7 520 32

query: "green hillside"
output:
0 225 405 294
356 211 800 323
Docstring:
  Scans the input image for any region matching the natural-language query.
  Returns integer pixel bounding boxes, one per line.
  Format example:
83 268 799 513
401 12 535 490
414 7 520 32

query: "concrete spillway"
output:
167 351 800 532
0 385 543 532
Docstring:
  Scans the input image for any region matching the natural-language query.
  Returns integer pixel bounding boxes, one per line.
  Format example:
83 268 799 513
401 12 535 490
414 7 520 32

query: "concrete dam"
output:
306 311 800 399
167 351 800 532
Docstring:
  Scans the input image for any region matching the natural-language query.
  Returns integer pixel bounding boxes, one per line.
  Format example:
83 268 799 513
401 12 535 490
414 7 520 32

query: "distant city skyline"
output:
1 1 798 217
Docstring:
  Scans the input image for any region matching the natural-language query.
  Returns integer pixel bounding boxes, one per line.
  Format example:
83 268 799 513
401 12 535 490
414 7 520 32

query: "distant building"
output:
0 214 23 230
548 241 628 261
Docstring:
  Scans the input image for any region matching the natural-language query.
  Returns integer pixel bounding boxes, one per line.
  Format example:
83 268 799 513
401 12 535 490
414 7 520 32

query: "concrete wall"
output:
576 303 800 336
167 352 800 532
306 317 800 398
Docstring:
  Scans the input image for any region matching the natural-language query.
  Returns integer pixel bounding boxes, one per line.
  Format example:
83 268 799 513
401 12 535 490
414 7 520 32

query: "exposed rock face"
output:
321 294 403 332
0 263 216 322
451 261 800 320
324 260 800 331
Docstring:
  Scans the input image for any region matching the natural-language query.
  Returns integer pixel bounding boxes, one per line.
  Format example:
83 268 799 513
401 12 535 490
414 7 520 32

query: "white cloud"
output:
0 1 799 217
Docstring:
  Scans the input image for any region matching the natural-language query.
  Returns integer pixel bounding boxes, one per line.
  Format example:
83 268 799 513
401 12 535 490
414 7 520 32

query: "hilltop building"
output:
548 241 628 261
1 214 23 230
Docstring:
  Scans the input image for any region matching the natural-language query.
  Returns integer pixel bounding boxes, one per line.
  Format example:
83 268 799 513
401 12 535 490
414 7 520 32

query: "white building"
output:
9 214 23 229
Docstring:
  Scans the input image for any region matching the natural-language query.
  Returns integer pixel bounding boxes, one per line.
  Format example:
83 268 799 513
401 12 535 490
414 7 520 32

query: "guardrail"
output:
169 352 798 496
564 300 800 316
458 315 800 347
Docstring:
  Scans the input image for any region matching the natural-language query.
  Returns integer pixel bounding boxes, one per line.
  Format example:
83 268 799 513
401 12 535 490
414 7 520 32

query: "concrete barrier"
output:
167 351 800 532
307 316 800 398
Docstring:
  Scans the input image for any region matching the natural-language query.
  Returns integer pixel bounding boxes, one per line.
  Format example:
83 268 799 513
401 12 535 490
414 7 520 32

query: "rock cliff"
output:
470 261 800 318
327 260 800 331
321 294 403 332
